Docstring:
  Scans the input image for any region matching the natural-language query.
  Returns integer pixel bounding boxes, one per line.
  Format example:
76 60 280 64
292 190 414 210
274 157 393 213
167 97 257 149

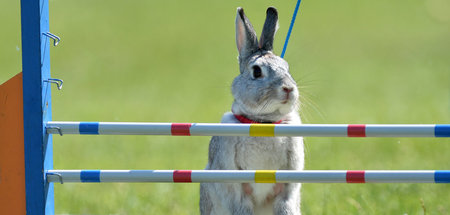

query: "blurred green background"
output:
1 0 449 214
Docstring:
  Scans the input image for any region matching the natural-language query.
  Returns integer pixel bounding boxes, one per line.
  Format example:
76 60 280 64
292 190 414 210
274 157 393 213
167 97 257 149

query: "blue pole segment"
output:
435 124 450 137
435 171 450 183
281 0 302 58
80 170 101 182
20 0 54 214
79 122 100 134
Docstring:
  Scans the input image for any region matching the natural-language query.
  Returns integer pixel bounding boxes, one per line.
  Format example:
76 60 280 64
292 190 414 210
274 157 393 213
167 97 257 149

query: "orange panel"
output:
0 72 26 214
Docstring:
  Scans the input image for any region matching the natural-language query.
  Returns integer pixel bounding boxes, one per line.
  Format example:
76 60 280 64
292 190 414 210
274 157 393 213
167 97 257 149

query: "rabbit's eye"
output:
252 66 263 79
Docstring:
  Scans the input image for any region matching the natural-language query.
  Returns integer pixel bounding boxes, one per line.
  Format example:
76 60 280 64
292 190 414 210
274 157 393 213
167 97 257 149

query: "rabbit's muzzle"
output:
281 87 295 104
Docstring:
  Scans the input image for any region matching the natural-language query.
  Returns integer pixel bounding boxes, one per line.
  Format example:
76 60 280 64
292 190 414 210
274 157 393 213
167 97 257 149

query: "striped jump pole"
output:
46 170 450 184
46 122 450 137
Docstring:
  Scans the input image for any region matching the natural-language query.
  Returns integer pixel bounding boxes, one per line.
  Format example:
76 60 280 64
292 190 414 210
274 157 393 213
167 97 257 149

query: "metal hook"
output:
44 78 63 90
42 32 61 46
47 173 64 184
46 126 63 136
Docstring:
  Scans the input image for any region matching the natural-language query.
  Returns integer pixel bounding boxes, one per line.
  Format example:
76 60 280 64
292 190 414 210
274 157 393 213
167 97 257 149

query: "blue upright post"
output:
20 0 54 214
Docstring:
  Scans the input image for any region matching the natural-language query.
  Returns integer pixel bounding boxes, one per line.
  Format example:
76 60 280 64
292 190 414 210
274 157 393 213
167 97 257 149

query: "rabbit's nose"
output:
283 87 294 94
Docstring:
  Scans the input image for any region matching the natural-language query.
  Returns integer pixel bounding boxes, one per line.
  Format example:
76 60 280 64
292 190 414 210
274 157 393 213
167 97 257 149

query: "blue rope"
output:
280 0 302 58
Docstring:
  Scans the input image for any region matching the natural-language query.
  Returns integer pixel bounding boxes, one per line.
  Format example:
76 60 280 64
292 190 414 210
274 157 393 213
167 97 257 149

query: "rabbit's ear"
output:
259 7 278 51
236 7 258 59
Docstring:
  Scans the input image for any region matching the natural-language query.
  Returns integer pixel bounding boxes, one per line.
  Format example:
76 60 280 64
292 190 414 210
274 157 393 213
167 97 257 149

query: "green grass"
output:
1 0 449 214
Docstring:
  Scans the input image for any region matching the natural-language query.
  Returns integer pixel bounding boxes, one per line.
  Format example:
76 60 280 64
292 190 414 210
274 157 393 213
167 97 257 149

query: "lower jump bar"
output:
46 122 450 137
46 170 450 183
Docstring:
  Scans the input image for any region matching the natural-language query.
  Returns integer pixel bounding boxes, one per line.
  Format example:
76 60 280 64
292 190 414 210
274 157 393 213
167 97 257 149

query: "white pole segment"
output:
275 125 348 137
100 123 173 135
46 170 83 183
47 121 80 134
364 171 435 183
189 123 250 136
365 125 435 137
276 170 347 183
191 170 255 183
100 170 174 182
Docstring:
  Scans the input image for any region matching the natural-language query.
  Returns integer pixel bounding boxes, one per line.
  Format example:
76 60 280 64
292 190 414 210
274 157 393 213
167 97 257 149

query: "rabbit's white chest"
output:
235 136 290 170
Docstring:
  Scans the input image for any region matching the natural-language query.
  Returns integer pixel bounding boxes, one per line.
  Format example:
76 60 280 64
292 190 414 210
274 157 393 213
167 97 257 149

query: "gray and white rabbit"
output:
200 7 304 215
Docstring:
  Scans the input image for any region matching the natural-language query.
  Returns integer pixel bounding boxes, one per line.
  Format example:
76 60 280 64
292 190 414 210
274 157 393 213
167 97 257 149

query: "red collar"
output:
233 113 283 124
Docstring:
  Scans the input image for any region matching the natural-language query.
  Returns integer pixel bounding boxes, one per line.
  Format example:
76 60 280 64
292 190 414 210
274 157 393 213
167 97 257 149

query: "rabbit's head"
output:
232 7 299 122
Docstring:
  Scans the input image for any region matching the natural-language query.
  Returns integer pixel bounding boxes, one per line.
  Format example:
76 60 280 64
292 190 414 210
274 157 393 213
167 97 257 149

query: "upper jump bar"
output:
46 122 450 137
46 170 450 183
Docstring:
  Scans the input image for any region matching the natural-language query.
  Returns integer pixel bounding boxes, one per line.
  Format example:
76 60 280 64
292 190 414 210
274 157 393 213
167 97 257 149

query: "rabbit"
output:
200 7 304 215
